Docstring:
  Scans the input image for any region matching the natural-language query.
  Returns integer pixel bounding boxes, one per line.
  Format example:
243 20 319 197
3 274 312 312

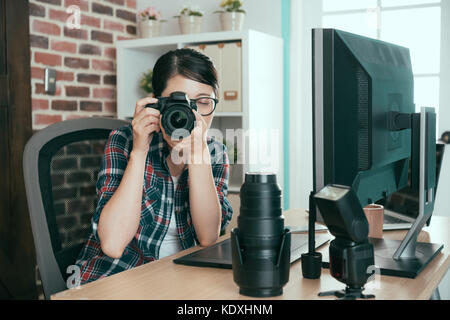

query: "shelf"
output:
228 185 241 193
213 112 243 117
116 31 249 50
116 29 284 189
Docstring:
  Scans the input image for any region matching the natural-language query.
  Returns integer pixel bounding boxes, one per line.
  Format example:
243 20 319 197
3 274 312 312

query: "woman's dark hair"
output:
152 48 218 97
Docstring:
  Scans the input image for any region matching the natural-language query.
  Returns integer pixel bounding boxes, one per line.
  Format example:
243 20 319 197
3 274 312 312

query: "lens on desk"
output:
231 172 291 297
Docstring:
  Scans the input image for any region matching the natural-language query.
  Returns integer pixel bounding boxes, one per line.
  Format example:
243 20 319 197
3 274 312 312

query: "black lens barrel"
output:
231 172 291 297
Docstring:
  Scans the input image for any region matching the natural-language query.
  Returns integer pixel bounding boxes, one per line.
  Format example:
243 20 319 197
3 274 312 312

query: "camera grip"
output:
145 102 160 110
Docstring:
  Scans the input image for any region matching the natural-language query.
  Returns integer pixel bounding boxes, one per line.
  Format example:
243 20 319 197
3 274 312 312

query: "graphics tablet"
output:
173 233 331 269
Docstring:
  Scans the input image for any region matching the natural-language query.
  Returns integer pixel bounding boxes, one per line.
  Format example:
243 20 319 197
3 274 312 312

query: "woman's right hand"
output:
131 97 161 156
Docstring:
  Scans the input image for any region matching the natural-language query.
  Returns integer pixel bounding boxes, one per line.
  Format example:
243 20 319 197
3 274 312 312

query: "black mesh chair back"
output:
23 117 129 299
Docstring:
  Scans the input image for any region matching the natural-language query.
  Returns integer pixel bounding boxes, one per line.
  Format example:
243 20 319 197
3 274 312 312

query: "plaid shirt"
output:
75 124 233 284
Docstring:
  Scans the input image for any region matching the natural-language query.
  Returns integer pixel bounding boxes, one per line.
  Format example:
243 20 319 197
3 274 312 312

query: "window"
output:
322 0 442 114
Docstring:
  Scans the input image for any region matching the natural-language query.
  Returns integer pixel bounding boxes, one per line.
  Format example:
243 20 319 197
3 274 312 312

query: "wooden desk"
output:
52 209 450 300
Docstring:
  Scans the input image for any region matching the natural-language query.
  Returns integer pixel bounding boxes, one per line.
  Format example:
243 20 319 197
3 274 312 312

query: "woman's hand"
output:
131 97 161 156
163 110 210 165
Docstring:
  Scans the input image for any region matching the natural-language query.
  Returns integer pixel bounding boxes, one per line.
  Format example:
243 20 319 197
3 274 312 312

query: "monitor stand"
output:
321 238 443 279
380 107 443 277
367 238 443 278
323 108 444 278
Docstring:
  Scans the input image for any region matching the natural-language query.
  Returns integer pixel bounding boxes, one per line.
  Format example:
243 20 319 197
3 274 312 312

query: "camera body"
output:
145 91 197 138
328 238 374 288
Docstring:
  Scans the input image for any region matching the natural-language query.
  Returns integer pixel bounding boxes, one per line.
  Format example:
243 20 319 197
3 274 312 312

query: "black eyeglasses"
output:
190 97 219 116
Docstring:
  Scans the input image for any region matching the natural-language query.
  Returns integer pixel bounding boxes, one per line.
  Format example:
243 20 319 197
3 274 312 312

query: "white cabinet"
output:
116 30 284 192
187 42 242 113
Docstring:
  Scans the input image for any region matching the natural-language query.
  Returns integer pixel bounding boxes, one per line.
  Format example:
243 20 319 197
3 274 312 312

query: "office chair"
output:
23 117 129 299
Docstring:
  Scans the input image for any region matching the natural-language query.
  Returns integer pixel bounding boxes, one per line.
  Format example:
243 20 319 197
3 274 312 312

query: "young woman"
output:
75 48 233 284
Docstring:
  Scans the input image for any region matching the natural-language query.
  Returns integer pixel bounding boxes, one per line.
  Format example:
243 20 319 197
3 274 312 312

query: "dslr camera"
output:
145 91 197 138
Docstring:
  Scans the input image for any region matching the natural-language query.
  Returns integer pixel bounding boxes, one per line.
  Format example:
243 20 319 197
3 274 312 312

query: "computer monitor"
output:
312 28 443 278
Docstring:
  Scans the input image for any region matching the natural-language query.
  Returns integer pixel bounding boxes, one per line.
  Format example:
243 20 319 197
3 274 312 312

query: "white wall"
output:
136 0 281 37
437 0 450 221
440 0 450 137
289 0 321 211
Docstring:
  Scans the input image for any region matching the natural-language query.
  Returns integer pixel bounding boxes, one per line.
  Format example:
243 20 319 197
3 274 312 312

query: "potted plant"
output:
215 0 246 31
175 5 204 34
140 69 154 97
137 6 165 38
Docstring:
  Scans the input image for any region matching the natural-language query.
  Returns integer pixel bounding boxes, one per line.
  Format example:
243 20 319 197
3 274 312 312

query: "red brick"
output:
66 86 90 97
65 114 87 120
36 0 62 6
56 71 74 81
91 30 113 43
93 88 116 99
116 9 136 22
126 25 136 35
81 14 101 28
126 0 136 10
32 99 49 111
103 20 124 33
103 74 116 85
52 100 78 111
35 83 45 94
35 114 62 126
31 67 45 79
92 59 115 71
79 43 101 55
80 101 102 111
106 0 125 5
64 57 89 69
51 40 77 53
33 20 61 36
64 26 88 40
30 3 46 17
49 9 71 22
104 101 117 113
92 2 113 16
77 73 100 84
30 34 49 49
104 47 116 59
35 51 62 66
64 0 89 11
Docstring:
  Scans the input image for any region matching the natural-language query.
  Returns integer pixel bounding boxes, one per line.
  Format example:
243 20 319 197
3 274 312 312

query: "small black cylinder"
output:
231 172 291 297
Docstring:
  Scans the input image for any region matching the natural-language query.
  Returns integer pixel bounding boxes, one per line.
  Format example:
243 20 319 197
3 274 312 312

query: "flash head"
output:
314 185 369 243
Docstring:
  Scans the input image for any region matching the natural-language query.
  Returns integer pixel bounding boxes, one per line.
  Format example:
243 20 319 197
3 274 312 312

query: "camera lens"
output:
169 110 188 129
162 105 195 138
239 173 284 240
231 172 291 297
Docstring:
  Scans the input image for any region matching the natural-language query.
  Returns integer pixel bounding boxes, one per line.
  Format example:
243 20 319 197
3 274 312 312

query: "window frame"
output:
321 0 443 114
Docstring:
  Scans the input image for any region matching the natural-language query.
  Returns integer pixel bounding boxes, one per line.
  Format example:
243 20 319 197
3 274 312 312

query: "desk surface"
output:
52 209 450 300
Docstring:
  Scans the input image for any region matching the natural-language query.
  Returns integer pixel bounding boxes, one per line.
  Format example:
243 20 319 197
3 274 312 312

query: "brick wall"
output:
51 139 106 250
29 0 138 130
